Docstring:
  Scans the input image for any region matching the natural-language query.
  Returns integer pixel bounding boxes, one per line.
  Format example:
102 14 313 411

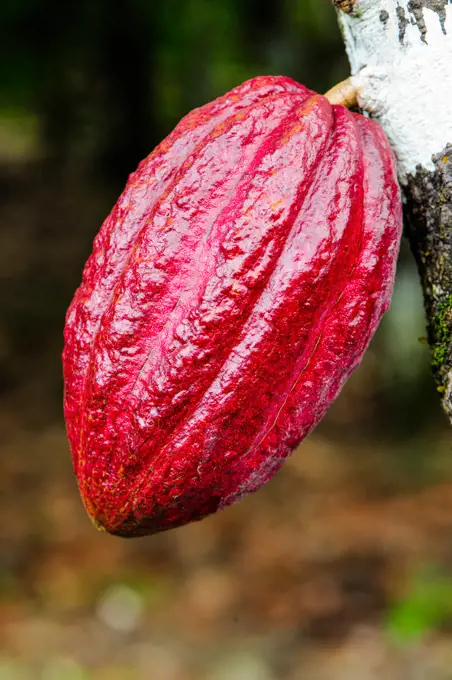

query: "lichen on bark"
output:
404 146 452 413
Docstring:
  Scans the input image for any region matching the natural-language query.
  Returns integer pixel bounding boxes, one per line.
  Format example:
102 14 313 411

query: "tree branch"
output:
332 0 452 420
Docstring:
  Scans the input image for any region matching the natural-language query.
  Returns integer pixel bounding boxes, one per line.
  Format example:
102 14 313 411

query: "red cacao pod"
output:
63 76 402 537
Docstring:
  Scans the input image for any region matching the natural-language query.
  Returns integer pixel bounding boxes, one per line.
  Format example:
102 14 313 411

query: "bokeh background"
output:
1 1 452 678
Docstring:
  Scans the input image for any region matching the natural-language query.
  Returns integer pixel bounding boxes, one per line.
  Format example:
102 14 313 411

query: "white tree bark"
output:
333 0 452 419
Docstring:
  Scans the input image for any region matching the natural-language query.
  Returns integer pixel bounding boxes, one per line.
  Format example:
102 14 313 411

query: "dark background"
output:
1 1 452 678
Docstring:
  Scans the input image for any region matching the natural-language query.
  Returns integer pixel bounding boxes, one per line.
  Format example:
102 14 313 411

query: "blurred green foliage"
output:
0 0 346 183
386 569 452 644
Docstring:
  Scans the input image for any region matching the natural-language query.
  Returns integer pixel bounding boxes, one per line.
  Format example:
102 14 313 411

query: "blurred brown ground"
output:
1 1 452 678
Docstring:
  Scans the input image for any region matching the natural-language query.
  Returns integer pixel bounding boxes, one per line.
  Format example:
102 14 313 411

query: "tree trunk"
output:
332 0 452 420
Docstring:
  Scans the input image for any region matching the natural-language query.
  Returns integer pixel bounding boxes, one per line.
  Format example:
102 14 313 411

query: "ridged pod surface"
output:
63 76 402 537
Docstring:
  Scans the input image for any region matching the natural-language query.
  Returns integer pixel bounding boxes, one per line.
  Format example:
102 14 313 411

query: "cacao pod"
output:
63 76 402 537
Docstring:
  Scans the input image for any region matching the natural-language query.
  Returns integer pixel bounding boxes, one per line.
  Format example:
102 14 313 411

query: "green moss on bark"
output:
405 146 452 409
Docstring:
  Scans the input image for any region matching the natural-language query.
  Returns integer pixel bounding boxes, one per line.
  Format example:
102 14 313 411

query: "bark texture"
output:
333 0 452 419
405 148 452 416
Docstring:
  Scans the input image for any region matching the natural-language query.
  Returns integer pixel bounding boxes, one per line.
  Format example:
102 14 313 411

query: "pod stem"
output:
324 77 359 108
